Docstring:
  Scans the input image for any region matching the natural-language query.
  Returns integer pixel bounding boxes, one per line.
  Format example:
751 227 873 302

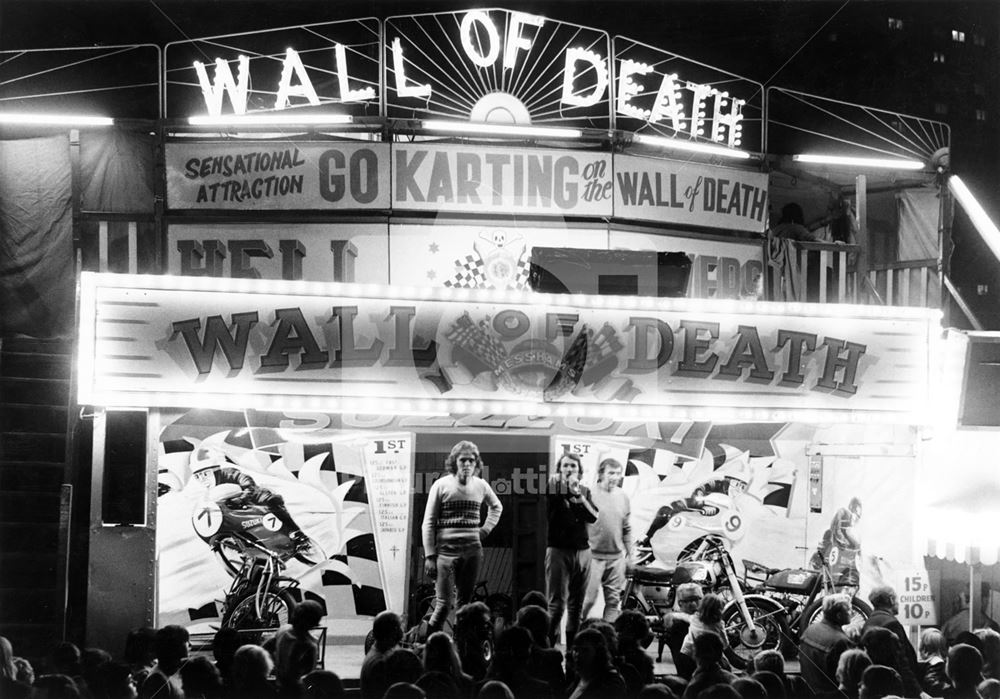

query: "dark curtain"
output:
0 135 74 338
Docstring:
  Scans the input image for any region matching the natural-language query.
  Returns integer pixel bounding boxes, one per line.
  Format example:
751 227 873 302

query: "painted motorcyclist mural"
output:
155 410 414 640
627 443 788 565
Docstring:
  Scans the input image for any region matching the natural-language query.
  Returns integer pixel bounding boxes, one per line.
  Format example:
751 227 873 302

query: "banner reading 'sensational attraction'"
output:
165 142 390 210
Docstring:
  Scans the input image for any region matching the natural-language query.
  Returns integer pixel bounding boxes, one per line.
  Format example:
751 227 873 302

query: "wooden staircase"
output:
0 336 77 661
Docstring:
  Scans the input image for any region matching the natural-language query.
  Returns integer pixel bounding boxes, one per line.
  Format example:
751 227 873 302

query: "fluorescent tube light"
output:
188 114 355 127
0 113 113 126
422 120 583 139
793 153 924 170
950 175 1000 263
632 133 751 160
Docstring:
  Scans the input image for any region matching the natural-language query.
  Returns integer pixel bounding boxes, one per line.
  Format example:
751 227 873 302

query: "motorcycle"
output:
624 536 757 663
737 552 872 657
191 483 326 576
219 538 304 636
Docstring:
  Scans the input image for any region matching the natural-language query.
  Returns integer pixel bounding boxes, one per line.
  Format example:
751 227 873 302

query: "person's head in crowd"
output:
919 628 948 662
455 602 492 639
13 656 35 685
231 644 273 688
658 676 689 697
372 611 405 653
822 593 852 627
515 605 550 648
675 582 704 616
302 670 345 699
868 586 899 615
750 649 785 677
750 671 786 699
955 631 985 655
32 674 82 699
291 600 325 635
476 680 515 699
861 627 904 670
976 628 1000 676
696 684 742 699
423 632 464 680
980 678 1000 699
696 593 725 626
637 684 679 699
122 628 157 670
692 631 725 670
732 677 767 699
384 682 427 699
97 661 137 699
836 648 873 692
580 618 619 658
179 655 223 699
571 629 614 681
386 648 425 686
415 670 460 699
81 647 112 690
519 590 547 610
947 643 985 688
858 665 904 699
0 635 16 679
490 626 533 677
212 626 241 678
615 609 651 649
152 625 190 676
50 642 83 676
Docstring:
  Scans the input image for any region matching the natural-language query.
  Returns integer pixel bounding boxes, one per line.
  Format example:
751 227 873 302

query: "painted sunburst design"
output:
385 8 612 129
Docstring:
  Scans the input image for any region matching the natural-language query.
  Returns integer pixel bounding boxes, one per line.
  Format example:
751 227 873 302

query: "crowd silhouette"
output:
3 585 1000 699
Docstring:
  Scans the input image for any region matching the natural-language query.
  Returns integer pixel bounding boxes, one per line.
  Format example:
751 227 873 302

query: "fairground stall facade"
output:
1 7 994 664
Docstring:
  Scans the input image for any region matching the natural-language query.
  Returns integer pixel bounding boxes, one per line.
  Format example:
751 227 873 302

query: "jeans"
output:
545 546 591 647
428 548 482 630
582 555 627 622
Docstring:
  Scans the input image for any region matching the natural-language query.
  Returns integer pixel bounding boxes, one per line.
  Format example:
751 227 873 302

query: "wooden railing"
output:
77 214 157 274
766 239 860 304
865 258 940 308
766 239 940 309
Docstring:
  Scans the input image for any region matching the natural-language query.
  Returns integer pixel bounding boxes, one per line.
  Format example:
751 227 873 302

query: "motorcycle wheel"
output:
293 536 327 567
213 536 245 577
223 588 296 632
800 595 873 636
722 598 790 664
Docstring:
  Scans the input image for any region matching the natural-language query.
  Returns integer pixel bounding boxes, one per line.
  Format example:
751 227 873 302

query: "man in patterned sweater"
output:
421 440 503 632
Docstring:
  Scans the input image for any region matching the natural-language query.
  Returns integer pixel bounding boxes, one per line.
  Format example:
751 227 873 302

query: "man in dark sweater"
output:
545 452 599 648
862 585 920 680
799 593 855 695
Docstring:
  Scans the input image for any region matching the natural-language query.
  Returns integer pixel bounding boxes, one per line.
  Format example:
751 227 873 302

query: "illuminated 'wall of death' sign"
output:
166 8 763 152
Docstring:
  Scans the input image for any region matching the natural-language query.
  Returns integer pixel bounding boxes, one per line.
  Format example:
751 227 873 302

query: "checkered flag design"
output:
444 252 532 290
586 323 623 369
444 255 488 288
513 256 530 289
445 313 508 368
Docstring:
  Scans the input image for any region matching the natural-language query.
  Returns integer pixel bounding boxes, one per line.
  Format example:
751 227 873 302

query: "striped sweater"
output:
421 475 503 556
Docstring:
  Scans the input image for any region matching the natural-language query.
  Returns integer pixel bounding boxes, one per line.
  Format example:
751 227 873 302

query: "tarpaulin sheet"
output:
80 130 154 213
898 187 941 261
0 135 74 338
